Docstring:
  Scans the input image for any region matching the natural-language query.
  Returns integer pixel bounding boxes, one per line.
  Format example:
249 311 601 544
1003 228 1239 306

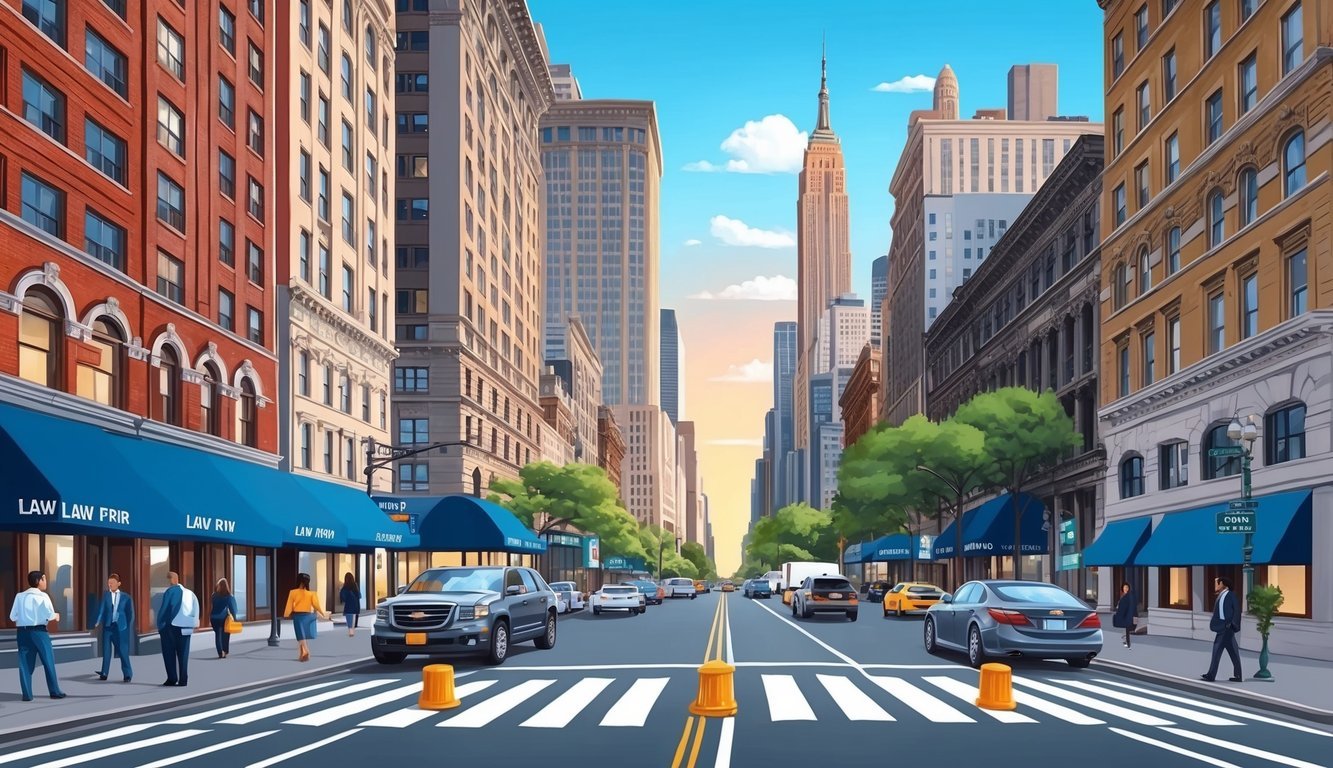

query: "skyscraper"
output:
771 321 797 510
661 308 682 423
870 256 889 349
1007 64 1058 121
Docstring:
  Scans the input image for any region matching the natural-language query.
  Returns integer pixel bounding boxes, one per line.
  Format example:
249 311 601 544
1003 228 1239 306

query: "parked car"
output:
924 580 1103 669
663 577 696 599
882 582 945 617
720 581 736 592
372 566 557 666
623 580 664 605
791 575 859 621
742 579 772 599
591 585 646 615
549 581 586 614
865 580 893 603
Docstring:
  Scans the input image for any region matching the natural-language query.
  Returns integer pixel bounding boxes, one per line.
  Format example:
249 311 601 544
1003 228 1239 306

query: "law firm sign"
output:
1216 511 1255 534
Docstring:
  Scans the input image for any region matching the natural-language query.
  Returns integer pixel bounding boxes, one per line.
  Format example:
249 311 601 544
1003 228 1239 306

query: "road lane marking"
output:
358 680 497 728
1159 728 1327 768
686 716 708 768
1109 728 1244 768
165 680 347 724
1091 678 1333 738
1010 689 1105 725
244 729 360 768
713 595 727 661
219 679 397 725
761 675 817 721
732 662 960 669
1012 676 1174 726
921 676 1035 723
600 678 670 727
437 679 555 728
713 718 735 768
868 676 975 723
285 682 424 726
725 595 735 664
131 731 279 768
1050 679 1242 726
521 678 615 728
670 717 696 768
704 594 725 663
0 725 156 765
816 674 896 721
751 600 862 667
31 730 209 768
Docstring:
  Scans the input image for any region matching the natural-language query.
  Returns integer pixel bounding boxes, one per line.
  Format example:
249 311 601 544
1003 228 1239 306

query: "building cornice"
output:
500 0 554 112
540 100 664 171
289 283 399 367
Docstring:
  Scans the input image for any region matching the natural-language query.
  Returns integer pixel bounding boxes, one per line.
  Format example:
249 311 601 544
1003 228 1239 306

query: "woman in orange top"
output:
283 573 331 662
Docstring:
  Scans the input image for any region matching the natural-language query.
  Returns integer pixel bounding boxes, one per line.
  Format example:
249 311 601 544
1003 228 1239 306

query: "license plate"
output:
1044 619 1067 631
829 593 843 599
406 632 427 645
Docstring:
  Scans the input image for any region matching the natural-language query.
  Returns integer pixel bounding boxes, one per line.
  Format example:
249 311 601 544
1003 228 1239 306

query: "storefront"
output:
602 555 649 586
933 493 1051 589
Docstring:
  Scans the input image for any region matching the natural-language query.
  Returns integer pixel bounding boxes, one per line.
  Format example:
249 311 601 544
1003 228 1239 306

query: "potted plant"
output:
1246 584 1284 681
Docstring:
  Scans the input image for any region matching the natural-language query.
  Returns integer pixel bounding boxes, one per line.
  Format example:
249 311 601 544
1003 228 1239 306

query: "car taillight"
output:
1077 613 1101 628
987 608 1031 626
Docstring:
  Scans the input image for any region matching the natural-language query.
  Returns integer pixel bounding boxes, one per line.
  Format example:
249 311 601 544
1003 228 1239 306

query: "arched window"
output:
1208 190 1225 247
1137 248 1151 294
1203 423 1241 479
156 346 180 425
364 25 377 63
76 318 123 406
1265 401 1306 465
237 379 257 448
1113 263 1128 308
1283 131 1306 197
1119 455 1145 499
471 467 482 497
201 363 223 437
1238 168 1258 226
18 289 62 388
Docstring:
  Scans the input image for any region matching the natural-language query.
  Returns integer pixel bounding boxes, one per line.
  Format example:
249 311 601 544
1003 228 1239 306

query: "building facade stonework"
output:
544 316 602 468
839 344 880 449
597 405 626 491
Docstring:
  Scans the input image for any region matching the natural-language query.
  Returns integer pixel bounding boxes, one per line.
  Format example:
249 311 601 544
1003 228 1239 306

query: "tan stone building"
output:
538 368 575 466
838 344 880 449
613 404 678 534
598 405 626 491
1093 0 1332 658
544 316 602 467
677 421 706 547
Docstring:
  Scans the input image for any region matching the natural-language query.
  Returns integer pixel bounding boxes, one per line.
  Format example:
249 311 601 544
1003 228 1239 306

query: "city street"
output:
1 592 1330 767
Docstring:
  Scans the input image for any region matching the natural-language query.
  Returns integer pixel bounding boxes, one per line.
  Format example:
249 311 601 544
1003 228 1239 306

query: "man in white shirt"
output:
157 571 198 686
8 571 66 701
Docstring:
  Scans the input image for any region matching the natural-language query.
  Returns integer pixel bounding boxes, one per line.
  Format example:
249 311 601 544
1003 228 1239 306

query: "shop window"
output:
231 552 249 621
1159 440 1189 489
1265 402 1306 465
1203 423 1241 479
1261 565 1309 617
18 289 62 389
1119 454 1144 498
1158 567 1191 608
146 542 171 628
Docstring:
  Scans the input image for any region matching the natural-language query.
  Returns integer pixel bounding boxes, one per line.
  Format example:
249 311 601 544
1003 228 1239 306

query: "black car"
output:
865 580 892 603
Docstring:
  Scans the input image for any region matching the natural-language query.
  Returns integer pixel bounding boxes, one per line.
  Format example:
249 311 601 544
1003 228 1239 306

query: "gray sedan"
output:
923 580 1103 669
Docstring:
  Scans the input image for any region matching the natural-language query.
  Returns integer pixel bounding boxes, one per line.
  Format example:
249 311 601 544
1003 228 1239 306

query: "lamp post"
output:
1226 415 1260 604
916 464 966 589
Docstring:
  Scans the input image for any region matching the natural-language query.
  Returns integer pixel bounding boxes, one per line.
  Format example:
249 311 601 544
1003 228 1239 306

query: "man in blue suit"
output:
156 571 186 686
1202 576 1244 682
93 573 133 682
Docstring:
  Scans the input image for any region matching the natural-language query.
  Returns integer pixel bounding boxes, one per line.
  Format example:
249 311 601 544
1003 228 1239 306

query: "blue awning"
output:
843 542 863 564
1134 490 1312 566
1082 517 1152 567
289 475 418 551
933 493 1049 558
372 495 546 554
869 533 915 562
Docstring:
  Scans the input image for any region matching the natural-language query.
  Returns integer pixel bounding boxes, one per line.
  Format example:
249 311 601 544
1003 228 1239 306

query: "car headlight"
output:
376 606 389 620
458 604 491 621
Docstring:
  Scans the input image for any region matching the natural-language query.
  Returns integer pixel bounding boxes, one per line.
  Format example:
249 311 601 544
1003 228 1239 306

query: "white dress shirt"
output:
1217 589 1230 620
110 590 121 622
9 588 55 627
171 587 199 633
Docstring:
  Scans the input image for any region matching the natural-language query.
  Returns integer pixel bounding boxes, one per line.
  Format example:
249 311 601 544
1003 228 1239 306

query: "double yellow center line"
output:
670 593 728 768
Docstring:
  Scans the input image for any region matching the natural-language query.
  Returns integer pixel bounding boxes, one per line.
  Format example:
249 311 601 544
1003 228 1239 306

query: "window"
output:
1113 183 1126 226
1141 331 1156 386
1160 568 1191 608
297 230 312 282
299 150 311 201
20 173 63 237
1165 132 1180 183
1239 0 1258 21
395 31 429 51
218 150 236 198
156 250 184 304
321 364 332 405
1162 49 1177 101
219 219 237 267
22 70 65 143
22 0 64 46
298 351 310 397
300 423 312 469
200 363 221 435
365 24 378 65
1204 1 1221 59
397 289 427 314
247 110 264 154
156 346 180 425
341 265 354 312
220 5 237 54
340 54 352 100
368 288 377 331
366 219 377 264
1111 33 1124 78
339 374 351 414
1238 168 1257 226
246 240 263 284
1283 131 1306 196
395 367 429 392
1117 342 1131 396
345 437 356 479
218 76 236 128
397 247 429 268
1203 423 1241 479
1266 403 1307 465
1160 441 1188 489
341 193 355 243
365 88 378 135
397 113 429 133
1135 5 1148 49
1135 162 1150 208
1136 81 1150 131
398 464 429 492
317 167 330 221
18 290 61 388
1138 248 1151 294
157 97 184 155
1238 54 1258 114
317 23 330 73
1205 90 1223 144
318 242 331 297
1112 109 1124 155
318 94 330 145
247 176 264 220
218 288 235 330
1119 455 1144 498
1166 226 1181 275
246 306 262 344
248 43 264 87
397 198 429 220
85 30 128 97
1208 190 1225 247
323 431 334 473
399 418 429 445
1288 248 1308 317
1167 315 1181 373
1282 3 1304 75
157 19 184 80
1207 291 1226 354
85 118 126 184
237 381 257 448
365 154 378 196
397 73 428 92
247 0 264 23
84 210 126 271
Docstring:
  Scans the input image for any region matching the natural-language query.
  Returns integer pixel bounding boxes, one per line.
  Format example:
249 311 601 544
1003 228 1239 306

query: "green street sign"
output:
1228 500 1258 510
1209 447 1244 457
1216 511 1255 534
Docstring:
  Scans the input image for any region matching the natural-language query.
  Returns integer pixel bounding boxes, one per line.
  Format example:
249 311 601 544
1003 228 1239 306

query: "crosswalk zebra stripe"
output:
1109 728 1244 768
1159 728 1328 768
1012 677 1173 726
244 729 360 768
600 678 670 727
165 680 346 725
868 676 975 723
921 676 1035 723
761 675 816 721
0 725 156 765
1091 679 1333 738
286 682 424 726
1010 689 1105 725
131 731 279 768
219 679 397 725
438 679 556 728
815 675 895 721
358 680 498 728
521 678 615 728
30 730 209 768
1052 679 1242 726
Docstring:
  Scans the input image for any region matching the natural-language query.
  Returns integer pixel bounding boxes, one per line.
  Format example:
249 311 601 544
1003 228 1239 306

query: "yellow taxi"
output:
882 582 946 617
693 580 707 594
720 581 735 592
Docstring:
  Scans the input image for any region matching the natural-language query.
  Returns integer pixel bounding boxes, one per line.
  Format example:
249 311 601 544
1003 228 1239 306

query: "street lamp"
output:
1227 414 1260 603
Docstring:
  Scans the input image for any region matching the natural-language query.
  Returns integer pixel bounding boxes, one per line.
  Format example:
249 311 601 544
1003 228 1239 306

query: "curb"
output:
0 655 376 743
1093 658 1333 725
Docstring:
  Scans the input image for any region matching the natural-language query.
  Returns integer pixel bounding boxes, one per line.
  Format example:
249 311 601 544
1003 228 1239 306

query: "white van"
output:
663 577 696 599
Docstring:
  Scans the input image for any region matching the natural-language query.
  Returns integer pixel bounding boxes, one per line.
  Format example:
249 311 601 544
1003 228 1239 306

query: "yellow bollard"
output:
689 659 738 717
975 662 1017 711
418 663 462 710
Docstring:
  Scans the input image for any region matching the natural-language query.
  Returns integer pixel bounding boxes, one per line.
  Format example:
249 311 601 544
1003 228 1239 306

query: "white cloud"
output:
684 114 808 174
684 239 702 247
710 359 773 384
872 75 936 93
691 275 796 302
707 438 764 448
709 215 796 249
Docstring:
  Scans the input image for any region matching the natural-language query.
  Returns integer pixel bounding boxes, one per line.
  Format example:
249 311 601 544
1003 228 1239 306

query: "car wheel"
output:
690 594 696 600
967 625 986 668
791 600 798 618
847 611 858 622
486 620 510 666
1067 658 1091 669
896 605 904 618
593 606 602 615
373 649 405 665
923 617 938 655
535 611 557 650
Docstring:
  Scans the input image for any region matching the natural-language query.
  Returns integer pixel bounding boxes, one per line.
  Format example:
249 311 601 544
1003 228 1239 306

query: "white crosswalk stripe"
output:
761 674 816 721
1158 728 1329 768
286 682 424 726
1012 676 1174 726
816 674 896 721
521 678 615 728
219 679 397 725
30 730 209 768
358 680 498 728
0 725 157 765
437 679 556 728
165 680 347 725
921 676 1036 723
869 675 975 723
1050 679 1243 726
600 677 671 727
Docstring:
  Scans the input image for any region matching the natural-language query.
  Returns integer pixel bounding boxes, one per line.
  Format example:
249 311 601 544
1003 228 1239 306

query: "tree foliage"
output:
745 503 839 568
487 462 645 561
680 542 716 581
639 524 697 578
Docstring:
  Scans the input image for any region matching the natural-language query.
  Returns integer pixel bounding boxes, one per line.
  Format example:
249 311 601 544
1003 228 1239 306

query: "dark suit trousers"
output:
101 627 132 679
159 627 190 683
16 628 61 699
1207 628 1242 677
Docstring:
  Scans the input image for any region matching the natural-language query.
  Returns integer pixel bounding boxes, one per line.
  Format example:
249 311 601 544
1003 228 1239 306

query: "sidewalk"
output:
1094 631 1333 722
0 618 374 739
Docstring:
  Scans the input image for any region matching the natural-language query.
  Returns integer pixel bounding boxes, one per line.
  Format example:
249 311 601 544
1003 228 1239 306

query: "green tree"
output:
745 503 839 568
954 388 1081 579
904 414 991 589
680 542 710 580
487 462 646 561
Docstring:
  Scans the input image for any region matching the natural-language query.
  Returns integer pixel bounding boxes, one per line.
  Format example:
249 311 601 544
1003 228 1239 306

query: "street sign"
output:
1228 500 1258 510
1216 511 1255 534
1208 446 1244 457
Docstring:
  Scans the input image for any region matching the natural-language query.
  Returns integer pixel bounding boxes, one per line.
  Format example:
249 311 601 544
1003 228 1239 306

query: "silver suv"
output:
791 575 859 622
372 566 558 665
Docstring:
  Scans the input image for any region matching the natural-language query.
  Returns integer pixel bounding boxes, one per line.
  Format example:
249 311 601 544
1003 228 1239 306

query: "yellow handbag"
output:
223 615 243 634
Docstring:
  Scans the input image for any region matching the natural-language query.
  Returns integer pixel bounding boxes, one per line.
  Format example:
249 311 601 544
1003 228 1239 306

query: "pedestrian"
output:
9 571 65 701
210 578 239 659
157 571 199 686
339 572 361 638
93 573 134 681
1202 576 1243 682
284 573 331 662
1112 582 1137 648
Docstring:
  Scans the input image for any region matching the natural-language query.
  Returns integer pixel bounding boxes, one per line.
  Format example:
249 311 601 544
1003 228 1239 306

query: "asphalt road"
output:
2 591 1331 768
